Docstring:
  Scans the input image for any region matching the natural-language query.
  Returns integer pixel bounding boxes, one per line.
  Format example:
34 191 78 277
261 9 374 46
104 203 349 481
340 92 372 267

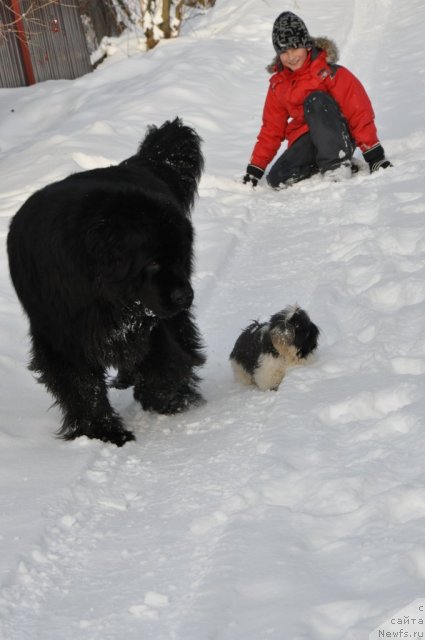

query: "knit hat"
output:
272 12 313 54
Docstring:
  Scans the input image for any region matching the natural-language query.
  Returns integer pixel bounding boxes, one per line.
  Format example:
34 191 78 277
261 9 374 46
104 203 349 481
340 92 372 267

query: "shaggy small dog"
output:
230 305 320 391
7 118 205 446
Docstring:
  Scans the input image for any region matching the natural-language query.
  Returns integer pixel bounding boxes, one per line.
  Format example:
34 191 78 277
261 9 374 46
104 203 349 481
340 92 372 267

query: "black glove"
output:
243 164 264 187
363 143 393 174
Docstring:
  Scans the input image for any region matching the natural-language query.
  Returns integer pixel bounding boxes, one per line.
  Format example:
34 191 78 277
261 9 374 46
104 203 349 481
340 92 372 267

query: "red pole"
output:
10 0 36 85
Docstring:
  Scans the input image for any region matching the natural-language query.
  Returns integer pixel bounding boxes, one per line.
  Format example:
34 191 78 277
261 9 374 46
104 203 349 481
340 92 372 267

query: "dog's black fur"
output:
230 305 319 391
7 118 206 446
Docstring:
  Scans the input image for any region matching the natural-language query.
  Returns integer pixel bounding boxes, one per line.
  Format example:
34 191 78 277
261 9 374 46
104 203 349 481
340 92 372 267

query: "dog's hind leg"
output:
30 333 135 446
230 360 254 386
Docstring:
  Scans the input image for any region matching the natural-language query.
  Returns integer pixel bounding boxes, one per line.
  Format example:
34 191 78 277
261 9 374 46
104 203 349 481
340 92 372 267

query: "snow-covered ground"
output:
1 1 425 638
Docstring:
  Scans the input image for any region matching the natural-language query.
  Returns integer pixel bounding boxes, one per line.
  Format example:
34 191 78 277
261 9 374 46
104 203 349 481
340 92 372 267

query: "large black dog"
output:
7 118 206 446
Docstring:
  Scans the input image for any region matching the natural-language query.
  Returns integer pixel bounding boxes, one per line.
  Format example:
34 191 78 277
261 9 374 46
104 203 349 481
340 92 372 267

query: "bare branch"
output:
0 0 75 43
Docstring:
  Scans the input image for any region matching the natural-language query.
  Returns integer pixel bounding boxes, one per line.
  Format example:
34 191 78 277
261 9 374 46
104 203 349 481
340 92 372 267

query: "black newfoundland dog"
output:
7 118 206 446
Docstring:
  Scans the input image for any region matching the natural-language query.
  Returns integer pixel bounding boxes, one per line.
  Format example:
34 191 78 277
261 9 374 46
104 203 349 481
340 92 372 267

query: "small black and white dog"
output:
230 305 320 391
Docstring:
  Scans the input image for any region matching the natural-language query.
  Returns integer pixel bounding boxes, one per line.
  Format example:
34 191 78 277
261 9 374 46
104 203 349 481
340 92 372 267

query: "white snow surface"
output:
1 1 425 638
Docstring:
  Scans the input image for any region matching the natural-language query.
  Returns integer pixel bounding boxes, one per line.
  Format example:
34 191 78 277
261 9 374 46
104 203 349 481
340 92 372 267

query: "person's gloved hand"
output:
243 164 264 187
363 144 393 174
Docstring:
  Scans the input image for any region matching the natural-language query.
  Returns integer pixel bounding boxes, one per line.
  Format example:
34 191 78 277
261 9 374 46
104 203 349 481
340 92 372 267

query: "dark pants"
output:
267 91 355 189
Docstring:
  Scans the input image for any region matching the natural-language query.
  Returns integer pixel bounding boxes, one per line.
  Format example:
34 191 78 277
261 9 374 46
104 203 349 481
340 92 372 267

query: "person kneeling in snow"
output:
243 11 392 189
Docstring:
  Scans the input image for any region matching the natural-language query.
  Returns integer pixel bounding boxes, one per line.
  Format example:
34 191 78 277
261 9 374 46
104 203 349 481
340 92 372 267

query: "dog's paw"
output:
104 428 136 447
137 385 205 415
163 388 206 414
59 415 135 447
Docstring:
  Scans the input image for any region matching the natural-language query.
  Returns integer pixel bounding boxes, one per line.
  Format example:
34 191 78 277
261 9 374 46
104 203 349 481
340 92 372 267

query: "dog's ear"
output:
85 222 131 283
269 326 291 355
298 323 320 358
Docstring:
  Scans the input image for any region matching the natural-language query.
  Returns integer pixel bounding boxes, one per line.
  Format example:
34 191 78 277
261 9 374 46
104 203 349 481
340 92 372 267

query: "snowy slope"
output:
1 1 425 638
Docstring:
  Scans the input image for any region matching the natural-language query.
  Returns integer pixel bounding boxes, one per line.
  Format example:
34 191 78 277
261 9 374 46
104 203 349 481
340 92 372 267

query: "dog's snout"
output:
283 321 295 339
171 285 193 309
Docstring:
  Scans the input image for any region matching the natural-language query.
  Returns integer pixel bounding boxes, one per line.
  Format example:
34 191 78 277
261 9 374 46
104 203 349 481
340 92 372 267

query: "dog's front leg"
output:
56 372 135 446
133 320 204 415
30 334 135 446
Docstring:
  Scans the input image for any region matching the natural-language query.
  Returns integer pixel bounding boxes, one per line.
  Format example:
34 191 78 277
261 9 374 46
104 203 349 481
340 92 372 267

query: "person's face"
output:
279 47 308 71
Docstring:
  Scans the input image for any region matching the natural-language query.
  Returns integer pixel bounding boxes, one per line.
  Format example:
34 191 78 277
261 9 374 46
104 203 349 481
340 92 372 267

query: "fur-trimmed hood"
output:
266 36 339 73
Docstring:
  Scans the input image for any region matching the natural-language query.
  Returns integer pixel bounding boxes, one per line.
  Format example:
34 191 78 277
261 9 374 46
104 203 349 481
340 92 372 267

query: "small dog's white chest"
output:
254 353 287 391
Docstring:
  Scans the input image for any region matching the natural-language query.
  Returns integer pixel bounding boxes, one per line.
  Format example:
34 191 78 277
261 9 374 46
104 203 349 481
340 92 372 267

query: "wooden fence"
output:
0 0 92 88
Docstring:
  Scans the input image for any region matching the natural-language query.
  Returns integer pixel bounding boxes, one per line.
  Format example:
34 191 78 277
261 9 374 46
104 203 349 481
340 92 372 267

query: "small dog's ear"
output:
270 326 290 352
298 324 320 358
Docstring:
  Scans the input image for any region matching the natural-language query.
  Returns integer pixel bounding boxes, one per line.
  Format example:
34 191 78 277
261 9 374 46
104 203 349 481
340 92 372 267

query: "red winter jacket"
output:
250 42 379 170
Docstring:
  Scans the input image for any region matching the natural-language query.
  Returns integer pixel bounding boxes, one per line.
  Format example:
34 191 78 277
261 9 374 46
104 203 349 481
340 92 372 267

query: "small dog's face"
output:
270 306 320 359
